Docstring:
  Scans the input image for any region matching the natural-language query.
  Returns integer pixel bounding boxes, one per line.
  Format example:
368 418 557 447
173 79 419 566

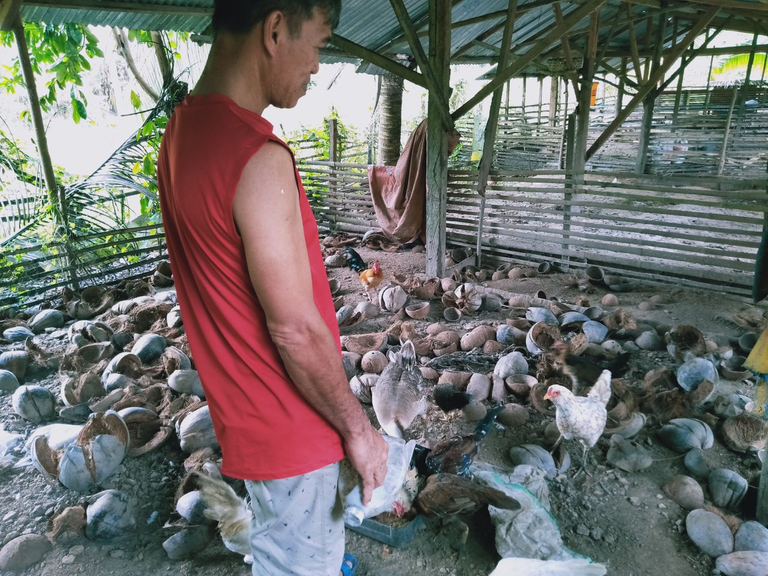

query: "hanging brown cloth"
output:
368 120 429 245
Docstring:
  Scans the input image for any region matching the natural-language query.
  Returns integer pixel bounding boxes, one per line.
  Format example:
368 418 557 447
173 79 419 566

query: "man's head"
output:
212 1 341 109
212 0 341 36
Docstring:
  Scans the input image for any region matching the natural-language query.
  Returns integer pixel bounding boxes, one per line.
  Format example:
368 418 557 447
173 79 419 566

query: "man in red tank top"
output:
157 2 388 575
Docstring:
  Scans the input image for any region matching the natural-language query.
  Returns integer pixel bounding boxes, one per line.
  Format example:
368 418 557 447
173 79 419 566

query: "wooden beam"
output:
22 0 212 16
717 87 739 176
425 0 451 278
452 20 507 60
599 43 768 59
573 12 599 181
586 6 718 161
452 0 605 121
552 3 581 95
389 0 453 130
601 61 639 90
685 0 768 14
329 34 427 88
626 4 644 83
657 19 729 93
637 12 665 175
0 0 21 30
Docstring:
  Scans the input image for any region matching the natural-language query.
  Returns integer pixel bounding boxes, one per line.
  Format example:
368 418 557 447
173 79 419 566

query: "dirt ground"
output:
0 244 765 576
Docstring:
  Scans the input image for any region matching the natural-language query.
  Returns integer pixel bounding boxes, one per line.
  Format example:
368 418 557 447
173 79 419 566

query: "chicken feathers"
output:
193 473 252 562
415 473 521 518
433 384 472 413
425 405 504 476
545 377 611 473
341 247 367 272
371 341 427 438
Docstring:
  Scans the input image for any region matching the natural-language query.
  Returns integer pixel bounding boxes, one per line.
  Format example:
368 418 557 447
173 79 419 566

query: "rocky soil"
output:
0 243 766 576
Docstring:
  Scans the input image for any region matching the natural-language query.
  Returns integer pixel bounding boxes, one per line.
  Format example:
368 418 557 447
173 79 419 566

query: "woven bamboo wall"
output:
297 161 767 297
447 169 767 297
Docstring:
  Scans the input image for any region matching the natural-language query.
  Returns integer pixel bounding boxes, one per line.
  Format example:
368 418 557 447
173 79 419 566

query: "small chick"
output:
544 371 612 475
371 341 427 438
433 384 472 413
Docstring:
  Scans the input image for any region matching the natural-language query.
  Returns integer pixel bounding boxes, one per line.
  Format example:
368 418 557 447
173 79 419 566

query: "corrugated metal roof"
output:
20 0 212 33
15 0 768 76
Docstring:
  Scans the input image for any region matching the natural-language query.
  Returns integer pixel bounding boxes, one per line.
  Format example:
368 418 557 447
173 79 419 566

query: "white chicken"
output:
543 370 612 475
490 557 607 576
371 340 427 438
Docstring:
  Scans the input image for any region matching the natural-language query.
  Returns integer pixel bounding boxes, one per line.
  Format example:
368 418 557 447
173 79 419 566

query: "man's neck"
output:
192 35 269 115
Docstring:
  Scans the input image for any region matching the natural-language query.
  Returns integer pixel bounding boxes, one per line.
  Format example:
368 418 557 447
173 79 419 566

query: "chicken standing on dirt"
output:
342 246 384 302
371 340 427 438
544 370 612 475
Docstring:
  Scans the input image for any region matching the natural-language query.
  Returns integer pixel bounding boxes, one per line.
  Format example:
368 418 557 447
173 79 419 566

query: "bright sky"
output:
0 28 763 176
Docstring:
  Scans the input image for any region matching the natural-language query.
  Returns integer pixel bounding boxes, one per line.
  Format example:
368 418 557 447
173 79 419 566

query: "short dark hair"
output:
212 0 341 36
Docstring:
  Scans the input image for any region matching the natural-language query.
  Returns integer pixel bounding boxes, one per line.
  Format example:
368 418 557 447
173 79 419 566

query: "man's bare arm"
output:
232 142 388 503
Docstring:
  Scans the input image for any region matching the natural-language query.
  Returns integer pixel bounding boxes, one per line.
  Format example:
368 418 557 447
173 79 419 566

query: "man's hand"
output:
344 427 389 506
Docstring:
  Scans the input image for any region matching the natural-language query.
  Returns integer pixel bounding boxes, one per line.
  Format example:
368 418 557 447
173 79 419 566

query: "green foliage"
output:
712 54 768 81
287 107 365 163
0 23 103 123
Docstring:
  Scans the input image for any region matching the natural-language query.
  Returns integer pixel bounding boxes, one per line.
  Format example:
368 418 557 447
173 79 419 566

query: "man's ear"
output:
262 10 286 57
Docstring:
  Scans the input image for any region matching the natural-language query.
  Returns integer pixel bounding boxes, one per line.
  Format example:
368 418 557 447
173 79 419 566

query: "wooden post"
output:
705 55 714 113
717 87 739 176
673 65 685 125
573 12 599 183
562 113 577 267
329 118 339 163
636 96 655 174
521 76 527 123
476 0 518 268
737 33 759 123
549 76 559 127
0 0 22 30
616 58 626 116
637 13 666 175
557 86 569 169
425 0 451 278
758 445 768 524
538 77 544 126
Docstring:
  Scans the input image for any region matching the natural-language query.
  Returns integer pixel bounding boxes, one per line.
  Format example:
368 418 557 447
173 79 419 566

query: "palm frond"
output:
712 54 767 79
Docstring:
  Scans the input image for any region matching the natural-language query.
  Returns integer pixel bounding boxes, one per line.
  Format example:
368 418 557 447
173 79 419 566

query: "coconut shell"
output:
497 404 529 427
343 333 388 355
666 325 708 360
606 434 652 472
118 407 173 457
0 350 28 381
86 490 135 543
663 475 704 510
709 468 748 510
461 401 487 421
361 350 388 374
659 418 714 452
437 371 472 388
601 308 637 332
721 413 768 453
466 373 491 402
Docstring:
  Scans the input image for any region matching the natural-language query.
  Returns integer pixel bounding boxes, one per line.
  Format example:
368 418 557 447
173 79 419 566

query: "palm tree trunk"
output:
378 73 404 166
112 28 158 102
151 31 172 88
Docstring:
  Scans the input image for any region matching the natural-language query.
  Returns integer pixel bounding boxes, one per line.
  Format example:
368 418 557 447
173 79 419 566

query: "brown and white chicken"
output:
371 340 427 438
543 370 612 474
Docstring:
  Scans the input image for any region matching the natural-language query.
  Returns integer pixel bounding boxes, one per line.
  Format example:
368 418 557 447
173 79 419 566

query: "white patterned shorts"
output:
245 461 344 576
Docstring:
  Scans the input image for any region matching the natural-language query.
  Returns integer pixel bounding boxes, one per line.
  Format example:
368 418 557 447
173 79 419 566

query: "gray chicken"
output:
371 340 427 438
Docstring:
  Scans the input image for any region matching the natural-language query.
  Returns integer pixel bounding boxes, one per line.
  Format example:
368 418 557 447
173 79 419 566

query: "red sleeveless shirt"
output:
157 94 344 480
